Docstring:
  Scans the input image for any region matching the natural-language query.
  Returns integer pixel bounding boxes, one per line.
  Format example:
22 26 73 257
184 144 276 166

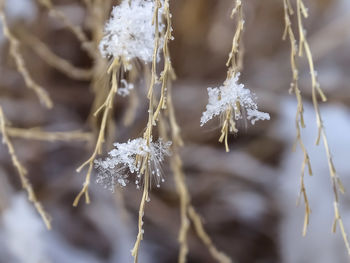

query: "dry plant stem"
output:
7 128 91 142
131 170 150 263
282 0 312 236
161 2 231 261
21 32 93 81
167 73 231 263
0 3 52 109
73 64 119 206
219 108 236 153
226 0 244 74
160 98 190 263
295 0 326 142
131 2 161 261
168 100 232 263
74 0 114 206
127 0 230 261
130 153 152 263
283 0 350 253
160 90 190 263
147 0 161 104
323 129 350 254
0 107 51 229
188 206 231 263
172 152 190 263
86 0 113 135
218 0 244 151
154 2 190 260
167 84 183 147
296 0 349 251
152 0 174 123
166 82 192 263
37 0 96 59
333 201 350 254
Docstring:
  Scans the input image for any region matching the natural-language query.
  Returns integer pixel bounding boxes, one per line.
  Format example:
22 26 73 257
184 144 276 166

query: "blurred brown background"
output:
0 0 350 262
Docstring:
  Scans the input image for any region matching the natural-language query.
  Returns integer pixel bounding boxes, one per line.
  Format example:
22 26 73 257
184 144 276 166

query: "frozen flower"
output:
99 0 165 63
200 73 270 127
94 137 171 191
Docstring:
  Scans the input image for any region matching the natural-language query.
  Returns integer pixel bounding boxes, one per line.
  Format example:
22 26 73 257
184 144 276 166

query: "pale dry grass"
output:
282 0 350 255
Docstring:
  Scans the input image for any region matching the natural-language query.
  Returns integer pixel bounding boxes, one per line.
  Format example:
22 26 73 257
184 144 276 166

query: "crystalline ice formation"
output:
94 137 171 191
200 73 270 127
99 0 165 63
117 79 134 97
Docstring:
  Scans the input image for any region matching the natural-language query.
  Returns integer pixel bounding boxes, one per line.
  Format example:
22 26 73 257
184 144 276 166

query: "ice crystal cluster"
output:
200 73 270 126
118 79 134 97
94 138 171 191
99 0 165 63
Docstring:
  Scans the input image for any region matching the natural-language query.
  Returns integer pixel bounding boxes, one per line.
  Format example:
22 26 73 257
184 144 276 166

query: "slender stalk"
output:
0 107 51 229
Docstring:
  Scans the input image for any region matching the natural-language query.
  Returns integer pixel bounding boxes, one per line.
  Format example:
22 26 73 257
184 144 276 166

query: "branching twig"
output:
73 64 119 207
220 0 245 152
131 1 161 261
7 127 92 142
226 0 244 75
0 1 52 108
20 32 93 81
37 0 96 58
161 1 232 262
283 0 350 254
0 106 51 229
152 0 175 124
131 170 150 263
188 206 231 263
282 0 312 236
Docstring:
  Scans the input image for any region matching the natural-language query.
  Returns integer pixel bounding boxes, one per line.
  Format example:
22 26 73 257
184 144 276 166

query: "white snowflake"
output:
117 79 134 97
200 73 270 127
99 0 165 63
94 137 171 191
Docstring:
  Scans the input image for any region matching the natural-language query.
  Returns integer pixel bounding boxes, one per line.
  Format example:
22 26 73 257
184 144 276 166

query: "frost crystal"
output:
99 0 165 63
200 73 270 127
94 138 171 191
118 79 134 97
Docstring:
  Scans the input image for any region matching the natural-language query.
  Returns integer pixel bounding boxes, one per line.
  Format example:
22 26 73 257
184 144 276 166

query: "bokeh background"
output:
0 0 350 262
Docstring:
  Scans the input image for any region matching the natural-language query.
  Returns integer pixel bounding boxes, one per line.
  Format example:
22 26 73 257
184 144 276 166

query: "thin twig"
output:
188 206 232 263
282 0 350 253
0 1 52 108
74 64 119 206
131 1 161 261
37 0 96 58
19 32 93 81
219 0 245 151
7 127 92 142
0 106 51 229
282 0 312 236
